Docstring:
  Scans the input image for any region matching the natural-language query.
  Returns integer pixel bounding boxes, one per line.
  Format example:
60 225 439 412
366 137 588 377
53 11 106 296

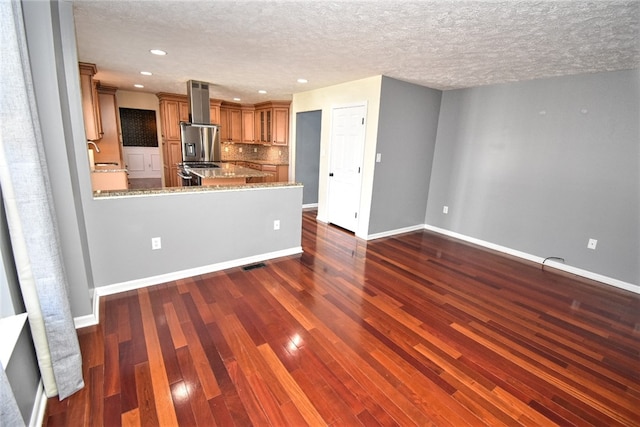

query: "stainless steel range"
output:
177 80 222 186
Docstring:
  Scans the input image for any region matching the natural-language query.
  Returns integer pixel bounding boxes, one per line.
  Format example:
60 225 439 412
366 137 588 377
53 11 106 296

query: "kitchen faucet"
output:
87 141 100 153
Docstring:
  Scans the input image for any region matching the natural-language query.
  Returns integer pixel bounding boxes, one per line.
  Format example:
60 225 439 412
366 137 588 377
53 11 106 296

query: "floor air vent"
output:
242 262 266 271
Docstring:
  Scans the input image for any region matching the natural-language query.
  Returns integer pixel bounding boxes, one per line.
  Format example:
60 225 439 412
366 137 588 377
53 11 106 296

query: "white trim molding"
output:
366 224 426 241
30 381 46 427
74 246 303 329
424 224 639 295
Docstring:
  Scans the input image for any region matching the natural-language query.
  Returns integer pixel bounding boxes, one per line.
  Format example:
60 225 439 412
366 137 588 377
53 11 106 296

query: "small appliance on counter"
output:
177 80 221 186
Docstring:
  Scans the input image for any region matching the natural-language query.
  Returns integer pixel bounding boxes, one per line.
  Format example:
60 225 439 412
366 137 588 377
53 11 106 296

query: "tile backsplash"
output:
220 143 289 163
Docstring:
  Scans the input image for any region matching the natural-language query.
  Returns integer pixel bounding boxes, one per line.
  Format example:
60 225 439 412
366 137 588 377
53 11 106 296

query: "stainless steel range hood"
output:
187 80 211 125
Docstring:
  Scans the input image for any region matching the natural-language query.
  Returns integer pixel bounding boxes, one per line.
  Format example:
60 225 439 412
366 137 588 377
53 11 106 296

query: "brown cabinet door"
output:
229 108 242 142
179 101 189 122
169 141 182 187
272 107 289 145
163 101 181 140
241 108 255 143
210 104 220 125
219 108 229 141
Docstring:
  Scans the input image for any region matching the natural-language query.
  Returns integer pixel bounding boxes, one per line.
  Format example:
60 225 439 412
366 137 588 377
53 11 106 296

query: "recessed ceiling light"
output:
258 90 267 94
233 97 241 101
140 71 152 76
149 49 167 56
297 78 308 84
134 84 144 88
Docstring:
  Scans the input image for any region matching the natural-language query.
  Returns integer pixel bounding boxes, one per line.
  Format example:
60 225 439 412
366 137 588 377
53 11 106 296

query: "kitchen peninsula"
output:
186 162 271 186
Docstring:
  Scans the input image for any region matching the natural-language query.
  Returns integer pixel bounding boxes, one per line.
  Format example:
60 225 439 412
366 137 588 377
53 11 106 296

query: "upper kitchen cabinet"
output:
95 84 123 166
210 99 221 125
255 101 290 145
79 62 103 141
241 106 256 144
272 104 290 146
220 104 242 143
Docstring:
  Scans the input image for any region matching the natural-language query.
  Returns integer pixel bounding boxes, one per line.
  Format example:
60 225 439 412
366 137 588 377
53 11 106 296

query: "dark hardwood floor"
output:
44 211 640 426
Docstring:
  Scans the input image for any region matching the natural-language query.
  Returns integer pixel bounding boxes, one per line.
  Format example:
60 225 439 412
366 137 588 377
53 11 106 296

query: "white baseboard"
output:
424 224 639 295
74 247 303 329
367 224 426 241
30 380 46 427
302 203 318 210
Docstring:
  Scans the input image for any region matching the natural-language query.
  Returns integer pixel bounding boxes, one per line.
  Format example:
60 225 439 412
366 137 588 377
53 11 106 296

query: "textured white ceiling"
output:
72 0 639 104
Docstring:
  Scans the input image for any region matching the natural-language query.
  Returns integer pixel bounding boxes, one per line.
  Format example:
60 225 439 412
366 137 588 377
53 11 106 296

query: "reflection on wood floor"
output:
44 210 640 426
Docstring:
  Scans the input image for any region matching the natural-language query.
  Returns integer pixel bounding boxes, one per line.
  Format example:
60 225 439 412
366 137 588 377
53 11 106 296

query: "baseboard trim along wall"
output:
367 224 426 241
423 224 639 295
74 246 303 329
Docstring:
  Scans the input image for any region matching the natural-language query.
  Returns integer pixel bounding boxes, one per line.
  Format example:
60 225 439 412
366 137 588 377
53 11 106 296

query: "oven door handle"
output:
177 172 192 180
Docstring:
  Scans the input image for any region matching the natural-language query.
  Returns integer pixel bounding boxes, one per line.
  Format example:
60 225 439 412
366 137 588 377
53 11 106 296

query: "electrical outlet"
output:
151 237 161 250
224 147 229 152
376 153 382 163
443 206 449 214
273 220 280 230
239 147 243 153
254 147 257 152
587 238 597 250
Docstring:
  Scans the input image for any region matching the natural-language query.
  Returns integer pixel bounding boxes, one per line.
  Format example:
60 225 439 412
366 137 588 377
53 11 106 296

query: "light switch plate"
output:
587 238 597 250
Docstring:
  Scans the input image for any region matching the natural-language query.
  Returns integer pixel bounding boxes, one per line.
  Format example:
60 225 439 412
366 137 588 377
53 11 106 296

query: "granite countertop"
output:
187 162 269 179
93 182 302 198
223 160 289 166
92 167 127 173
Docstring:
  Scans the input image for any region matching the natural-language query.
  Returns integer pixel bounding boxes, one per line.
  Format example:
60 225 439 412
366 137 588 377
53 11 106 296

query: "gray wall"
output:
295 111 322 206
368 77 442 235
426 70 640 286
5 324 40 424
23 0 94 316
87 188 302 286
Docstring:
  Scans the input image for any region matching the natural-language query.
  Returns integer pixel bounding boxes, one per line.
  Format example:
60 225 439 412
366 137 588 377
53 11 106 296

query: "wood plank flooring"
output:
44 211 640 426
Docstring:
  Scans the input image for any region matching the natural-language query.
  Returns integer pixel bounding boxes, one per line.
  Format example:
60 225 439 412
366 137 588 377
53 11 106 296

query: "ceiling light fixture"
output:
140 71 152 76
149 49 166 56
134 84 144 88
297 78 308 84
258 90 267 94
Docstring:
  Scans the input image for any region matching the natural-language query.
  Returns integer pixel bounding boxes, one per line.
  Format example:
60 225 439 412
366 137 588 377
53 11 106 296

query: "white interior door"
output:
327 105 366 232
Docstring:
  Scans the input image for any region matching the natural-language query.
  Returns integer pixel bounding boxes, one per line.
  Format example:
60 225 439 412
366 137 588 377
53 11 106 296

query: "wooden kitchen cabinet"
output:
254 102 290 145
210 100 221 125
244 162 288 183
241 106 256 143
272 106 289 146
95 84 123 167
158 93 189 187
79 62 103 141
220 105 242 143
255 107 271 144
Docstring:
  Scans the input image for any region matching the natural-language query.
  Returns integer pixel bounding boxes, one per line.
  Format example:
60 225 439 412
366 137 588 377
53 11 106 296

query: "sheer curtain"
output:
0 0 84 406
